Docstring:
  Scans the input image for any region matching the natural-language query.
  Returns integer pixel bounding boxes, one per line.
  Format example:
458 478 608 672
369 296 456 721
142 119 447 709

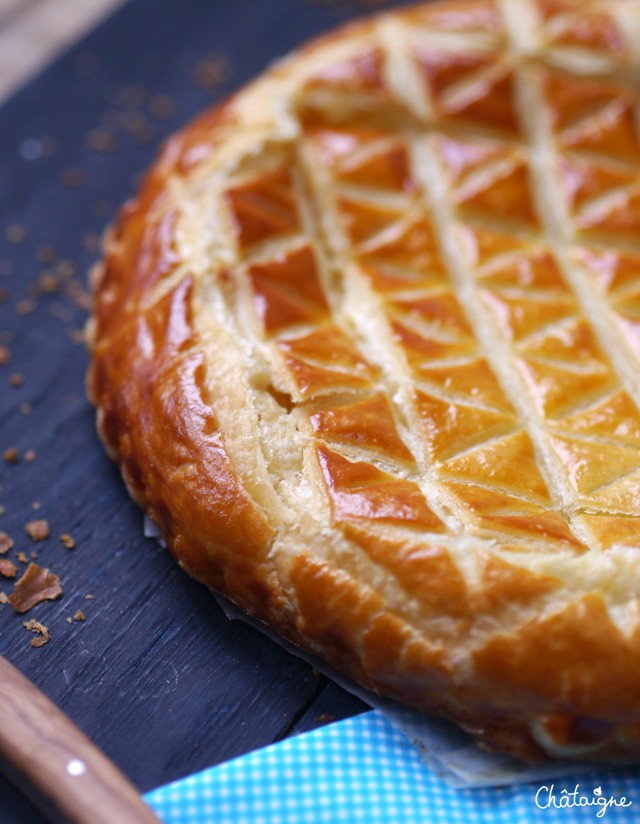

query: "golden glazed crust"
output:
87 0 640 762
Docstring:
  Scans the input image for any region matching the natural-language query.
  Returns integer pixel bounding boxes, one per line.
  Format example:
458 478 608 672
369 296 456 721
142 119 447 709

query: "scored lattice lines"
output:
505 1 640 408
290 17 576 548
607 0 640 76
397 1 596 545
498 0 640 541
340 12 600 548
405 151 586 532
291 123 464 533
205 2 640 556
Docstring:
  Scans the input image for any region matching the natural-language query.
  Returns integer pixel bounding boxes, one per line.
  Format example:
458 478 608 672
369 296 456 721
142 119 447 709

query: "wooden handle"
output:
0 657 161 824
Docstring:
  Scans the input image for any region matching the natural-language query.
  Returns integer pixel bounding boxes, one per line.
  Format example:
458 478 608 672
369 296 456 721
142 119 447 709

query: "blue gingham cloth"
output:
144 711 640 823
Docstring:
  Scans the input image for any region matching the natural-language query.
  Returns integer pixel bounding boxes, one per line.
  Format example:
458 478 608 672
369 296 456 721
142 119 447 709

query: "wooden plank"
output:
0 0 413 821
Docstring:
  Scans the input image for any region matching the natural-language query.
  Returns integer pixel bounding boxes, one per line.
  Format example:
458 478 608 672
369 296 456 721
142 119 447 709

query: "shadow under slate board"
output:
0 0 413 821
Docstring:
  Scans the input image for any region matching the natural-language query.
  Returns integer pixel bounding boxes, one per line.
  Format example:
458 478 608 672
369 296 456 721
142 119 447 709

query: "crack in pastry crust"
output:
88 0 640 762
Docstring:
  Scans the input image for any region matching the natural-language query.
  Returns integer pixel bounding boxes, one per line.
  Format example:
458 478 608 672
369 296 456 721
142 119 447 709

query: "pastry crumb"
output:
15 299 36 317
193 53 230 90
23 618 50 647
9 563 62 612
5 224 26 244
55 259 75 279
86 128 119 154
37 245 57 264
24 519 49 541
74 610 86 622
0 559 17 578
148 94 175 120
36 272 60 294
3 447 18 464
60 534 75 549
0 533 14 554
62 167 87 189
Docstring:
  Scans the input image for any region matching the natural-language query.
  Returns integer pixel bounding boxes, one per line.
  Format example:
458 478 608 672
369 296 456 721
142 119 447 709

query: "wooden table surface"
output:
0 0 418 821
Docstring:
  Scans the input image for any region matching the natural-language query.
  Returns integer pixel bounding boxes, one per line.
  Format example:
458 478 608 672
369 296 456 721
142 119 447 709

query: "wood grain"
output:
0 658 160 824
0 1 398 820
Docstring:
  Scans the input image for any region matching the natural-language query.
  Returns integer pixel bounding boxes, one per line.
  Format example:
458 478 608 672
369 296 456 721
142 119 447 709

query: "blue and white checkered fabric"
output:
144 711 640 823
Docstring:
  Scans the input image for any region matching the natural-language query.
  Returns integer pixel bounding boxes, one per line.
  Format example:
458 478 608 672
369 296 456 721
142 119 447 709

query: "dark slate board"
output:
0 0 413 820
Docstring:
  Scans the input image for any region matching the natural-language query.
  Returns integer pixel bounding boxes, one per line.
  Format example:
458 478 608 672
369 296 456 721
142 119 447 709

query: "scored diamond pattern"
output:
225 164 302 249
247 245 329 336
415 50 520 136
86 0 640 763
212 0 640 555
546 10 625 53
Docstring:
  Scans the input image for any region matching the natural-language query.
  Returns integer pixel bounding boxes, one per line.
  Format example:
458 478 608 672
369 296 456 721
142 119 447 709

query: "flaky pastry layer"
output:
88 0 640 761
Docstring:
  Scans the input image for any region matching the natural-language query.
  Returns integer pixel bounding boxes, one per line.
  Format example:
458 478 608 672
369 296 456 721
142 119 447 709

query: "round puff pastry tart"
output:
88 0 640 763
